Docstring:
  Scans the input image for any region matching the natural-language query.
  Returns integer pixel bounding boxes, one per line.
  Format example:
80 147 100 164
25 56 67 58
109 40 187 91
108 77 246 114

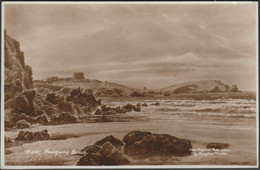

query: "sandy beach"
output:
5 97 257 165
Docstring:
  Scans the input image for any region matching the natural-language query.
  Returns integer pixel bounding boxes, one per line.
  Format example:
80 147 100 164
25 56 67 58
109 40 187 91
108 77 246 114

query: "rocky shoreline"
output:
5 85 155 131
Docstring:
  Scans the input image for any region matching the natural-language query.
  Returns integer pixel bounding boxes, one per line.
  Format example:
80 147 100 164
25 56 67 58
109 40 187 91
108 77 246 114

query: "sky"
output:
4 3 257 91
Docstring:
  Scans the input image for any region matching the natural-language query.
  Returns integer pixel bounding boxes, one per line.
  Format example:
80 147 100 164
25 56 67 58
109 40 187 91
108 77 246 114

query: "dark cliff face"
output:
4 31 33 101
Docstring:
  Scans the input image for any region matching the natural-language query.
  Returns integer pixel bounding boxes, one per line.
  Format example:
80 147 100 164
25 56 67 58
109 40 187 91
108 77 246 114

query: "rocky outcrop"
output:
78 131 193 165
15 129 50 141
206 143 229 149
94 103 141 116
122 104 141 112
162 80 240 94
34 115 49 125
49 112 77 125
10 90 37 117
82 135 124 153
209 86 221 93
78 136 129 165
229 85 239 92
66 88 101 110
4 32 33 101
123 131 192 156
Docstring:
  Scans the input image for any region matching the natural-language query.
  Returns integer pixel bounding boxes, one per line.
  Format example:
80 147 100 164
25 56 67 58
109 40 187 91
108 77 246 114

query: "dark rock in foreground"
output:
206 143 230 149
78 131 192 165
123 131 192 156
78 136 129 165
15 129 50 141
95 135 124 149
82 135 124 153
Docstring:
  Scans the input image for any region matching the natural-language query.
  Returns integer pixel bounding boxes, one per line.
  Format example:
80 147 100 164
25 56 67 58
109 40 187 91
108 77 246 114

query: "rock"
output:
34 115 48 125
229 85 239 92
95 115 112 122
123 131 192 156
67 87 81 100
38 105 59 116
15 129 50 141
45 93 61 104
11 90 37 117
10 113 35 123
23 90 36 104
16 119 31 129
5 136 11 143
46 93 73 112
5 120 13 131
95 135 124 149
78 142 130 165
101 105 110 112
141 103 148 107
50 112 77 125
209 86 221 93
94 109 103 115
5 150 12 155
82 135 123 154
133 104 141 112
4 33 33 102
206 143 230 149
66 88 101 110
122 104 135 112
123 131 152 146
77 153 102 165
151 102 160 106
99 142 130 165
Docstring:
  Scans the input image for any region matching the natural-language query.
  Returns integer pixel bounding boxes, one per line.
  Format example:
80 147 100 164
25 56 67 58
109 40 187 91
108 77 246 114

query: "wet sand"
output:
5 120 256 165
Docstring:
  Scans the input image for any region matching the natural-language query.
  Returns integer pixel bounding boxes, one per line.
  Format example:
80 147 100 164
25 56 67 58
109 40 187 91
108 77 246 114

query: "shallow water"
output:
5 97 257 166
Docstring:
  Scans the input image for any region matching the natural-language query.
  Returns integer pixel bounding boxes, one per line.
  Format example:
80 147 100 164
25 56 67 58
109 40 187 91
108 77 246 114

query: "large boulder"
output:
93 135 124 149
78 139 129 166
123 131 192 156
81 135 124 154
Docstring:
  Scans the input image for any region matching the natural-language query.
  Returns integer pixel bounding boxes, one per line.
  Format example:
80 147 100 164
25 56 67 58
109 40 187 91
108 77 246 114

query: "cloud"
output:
4 3 257 90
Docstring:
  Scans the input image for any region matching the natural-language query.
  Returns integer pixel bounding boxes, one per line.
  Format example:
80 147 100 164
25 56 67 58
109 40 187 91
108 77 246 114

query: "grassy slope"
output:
33 78 135 95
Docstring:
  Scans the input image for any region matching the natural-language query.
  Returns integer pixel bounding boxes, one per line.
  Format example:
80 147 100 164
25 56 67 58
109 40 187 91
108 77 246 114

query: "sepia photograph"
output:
1 1 258 169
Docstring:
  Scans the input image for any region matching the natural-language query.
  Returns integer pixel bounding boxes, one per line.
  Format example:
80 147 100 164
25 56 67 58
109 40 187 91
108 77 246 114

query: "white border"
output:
1 1 259 169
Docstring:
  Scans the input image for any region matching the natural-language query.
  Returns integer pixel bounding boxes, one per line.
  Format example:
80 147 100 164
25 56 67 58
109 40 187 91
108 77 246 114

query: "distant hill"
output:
161 80 239 94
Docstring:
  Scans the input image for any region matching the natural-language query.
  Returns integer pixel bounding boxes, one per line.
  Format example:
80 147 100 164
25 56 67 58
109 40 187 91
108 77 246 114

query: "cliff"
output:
4 31 33 101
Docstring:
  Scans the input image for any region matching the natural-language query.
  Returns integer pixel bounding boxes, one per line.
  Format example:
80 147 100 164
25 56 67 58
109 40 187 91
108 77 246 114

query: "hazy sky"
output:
4 3 257 90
